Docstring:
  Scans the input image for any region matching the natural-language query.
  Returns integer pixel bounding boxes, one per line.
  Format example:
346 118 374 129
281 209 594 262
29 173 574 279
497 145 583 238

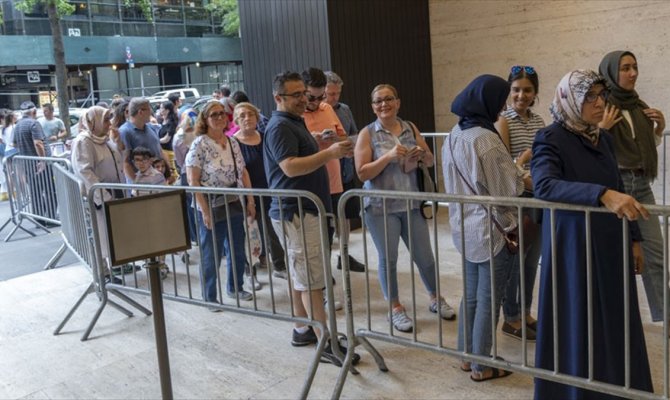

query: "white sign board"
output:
27 71 40 83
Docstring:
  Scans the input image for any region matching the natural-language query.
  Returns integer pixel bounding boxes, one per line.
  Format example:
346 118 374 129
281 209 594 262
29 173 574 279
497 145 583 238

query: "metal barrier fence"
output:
50 164 152 340
335 189 669 399
55 179 352 399
0 154 74 269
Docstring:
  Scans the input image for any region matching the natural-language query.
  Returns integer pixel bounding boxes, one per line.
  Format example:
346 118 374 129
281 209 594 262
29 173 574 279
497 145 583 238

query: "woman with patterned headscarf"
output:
71 106 126 280
531 70 653 399
599 50 668 324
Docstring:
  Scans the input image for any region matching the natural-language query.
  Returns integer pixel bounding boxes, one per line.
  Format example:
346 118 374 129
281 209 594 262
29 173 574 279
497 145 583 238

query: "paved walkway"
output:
0 199 666 399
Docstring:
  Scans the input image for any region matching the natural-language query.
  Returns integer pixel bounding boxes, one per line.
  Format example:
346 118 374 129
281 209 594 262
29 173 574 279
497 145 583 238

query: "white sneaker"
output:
430 297 456 320
247 275 262 291
390 306 413 332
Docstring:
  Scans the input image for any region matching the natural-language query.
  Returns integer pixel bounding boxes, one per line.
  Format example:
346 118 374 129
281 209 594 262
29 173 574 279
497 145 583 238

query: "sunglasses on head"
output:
511 65 536 75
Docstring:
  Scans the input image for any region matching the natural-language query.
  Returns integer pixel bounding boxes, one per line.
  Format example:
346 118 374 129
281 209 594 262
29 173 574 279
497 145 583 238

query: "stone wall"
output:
429 0 670 201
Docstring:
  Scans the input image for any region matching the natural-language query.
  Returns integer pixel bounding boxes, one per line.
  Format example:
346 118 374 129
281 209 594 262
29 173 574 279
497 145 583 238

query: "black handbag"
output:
408 121 436 219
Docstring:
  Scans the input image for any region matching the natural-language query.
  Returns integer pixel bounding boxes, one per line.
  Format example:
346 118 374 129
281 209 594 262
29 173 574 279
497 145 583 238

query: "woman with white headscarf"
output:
531 70 652 399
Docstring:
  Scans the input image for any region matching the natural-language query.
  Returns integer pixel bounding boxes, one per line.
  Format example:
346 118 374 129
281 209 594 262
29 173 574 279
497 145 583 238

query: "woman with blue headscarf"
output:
442 75 530 382
532 69 653 399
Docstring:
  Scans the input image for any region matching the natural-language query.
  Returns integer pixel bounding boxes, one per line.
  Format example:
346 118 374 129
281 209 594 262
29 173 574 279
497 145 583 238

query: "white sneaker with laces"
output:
390 306 413 332
430 297 456 320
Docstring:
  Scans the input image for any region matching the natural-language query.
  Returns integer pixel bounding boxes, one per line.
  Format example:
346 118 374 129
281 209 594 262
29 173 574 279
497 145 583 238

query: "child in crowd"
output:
153 158 176 185
131 146 166 197
131 146 169 278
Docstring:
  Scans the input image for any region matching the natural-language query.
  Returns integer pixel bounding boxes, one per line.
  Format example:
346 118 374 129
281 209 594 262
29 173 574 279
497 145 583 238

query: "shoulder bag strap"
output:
448 133 509 235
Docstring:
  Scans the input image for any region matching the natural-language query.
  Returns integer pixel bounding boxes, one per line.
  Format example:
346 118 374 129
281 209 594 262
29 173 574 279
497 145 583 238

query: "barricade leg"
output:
54 282 97 336
44 242 67 270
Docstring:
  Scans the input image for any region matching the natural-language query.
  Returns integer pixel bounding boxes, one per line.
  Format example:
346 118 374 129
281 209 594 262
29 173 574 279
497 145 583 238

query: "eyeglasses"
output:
306 93 326 102
278 91 308 99
511 65 536 75
371 96 397 106
208 111 227 119
583 89 609 104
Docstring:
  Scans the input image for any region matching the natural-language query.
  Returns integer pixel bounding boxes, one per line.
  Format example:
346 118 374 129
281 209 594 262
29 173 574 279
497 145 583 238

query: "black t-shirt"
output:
263 110 331 220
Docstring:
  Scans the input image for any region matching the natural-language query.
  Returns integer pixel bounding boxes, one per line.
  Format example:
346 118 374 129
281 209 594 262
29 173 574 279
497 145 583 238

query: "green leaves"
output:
15 0 75 17
206 0 240 37
123 0 153 23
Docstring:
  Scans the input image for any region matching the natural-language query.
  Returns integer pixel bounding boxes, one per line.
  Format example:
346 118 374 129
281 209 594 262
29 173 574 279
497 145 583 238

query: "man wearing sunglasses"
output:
301 68 365 277
264 70 358 366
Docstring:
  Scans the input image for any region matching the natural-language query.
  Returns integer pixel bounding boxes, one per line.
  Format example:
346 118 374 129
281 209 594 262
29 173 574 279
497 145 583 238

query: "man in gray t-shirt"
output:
38 103 66 155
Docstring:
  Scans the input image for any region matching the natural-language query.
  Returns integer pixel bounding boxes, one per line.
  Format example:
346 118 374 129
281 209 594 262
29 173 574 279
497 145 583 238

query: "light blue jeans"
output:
458 247 515 373
621 170 668 322
364 208 438 302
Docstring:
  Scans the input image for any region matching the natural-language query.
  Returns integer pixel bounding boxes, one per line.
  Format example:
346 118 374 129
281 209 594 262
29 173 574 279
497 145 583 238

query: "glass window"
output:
186 24 212 37
90 3 120 20
121 4 149 21
92 22 122 36
155 24 185 37
61 20 91 36
184 6 209 23
23 19 52 35
154 5 183 23
69 1 89 18
122 22 153 36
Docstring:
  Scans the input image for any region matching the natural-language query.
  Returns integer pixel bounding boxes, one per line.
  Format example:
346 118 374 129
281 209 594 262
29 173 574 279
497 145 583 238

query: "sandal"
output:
470 367 512 382
526 319 538 331
460 361 471 372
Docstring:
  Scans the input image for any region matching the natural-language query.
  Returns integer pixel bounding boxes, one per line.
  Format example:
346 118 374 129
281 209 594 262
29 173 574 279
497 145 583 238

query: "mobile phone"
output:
321 129 336 139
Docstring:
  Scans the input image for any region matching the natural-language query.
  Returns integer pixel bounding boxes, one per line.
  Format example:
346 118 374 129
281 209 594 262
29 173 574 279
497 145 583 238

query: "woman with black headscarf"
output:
442 74 530 382
599 50 668 323
532 69 653 399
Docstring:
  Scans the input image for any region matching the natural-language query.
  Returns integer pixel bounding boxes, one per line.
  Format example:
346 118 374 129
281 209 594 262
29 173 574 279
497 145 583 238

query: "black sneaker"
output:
291 327 318 347
320 337 361 367
337 255 366 272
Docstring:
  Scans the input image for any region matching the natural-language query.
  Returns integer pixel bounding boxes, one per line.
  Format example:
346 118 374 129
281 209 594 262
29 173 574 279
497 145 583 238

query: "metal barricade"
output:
59 182 350 399
335 189 669 400
51 164 152 340
0 155 75 269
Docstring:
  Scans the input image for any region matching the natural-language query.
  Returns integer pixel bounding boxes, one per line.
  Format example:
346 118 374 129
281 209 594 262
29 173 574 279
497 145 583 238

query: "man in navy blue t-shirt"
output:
263 71 357 366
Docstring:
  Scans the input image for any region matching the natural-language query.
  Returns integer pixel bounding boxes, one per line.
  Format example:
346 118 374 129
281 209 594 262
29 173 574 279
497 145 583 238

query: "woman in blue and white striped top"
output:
496 66 545 341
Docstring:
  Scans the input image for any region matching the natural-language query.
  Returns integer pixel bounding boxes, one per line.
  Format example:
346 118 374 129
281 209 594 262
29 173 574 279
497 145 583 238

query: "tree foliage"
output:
124 0 153 22
15 0 75 16
206 0 240 36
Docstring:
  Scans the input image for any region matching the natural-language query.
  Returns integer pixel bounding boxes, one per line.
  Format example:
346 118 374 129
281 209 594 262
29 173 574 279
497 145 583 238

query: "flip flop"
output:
460 362 471 372
470 367 512 382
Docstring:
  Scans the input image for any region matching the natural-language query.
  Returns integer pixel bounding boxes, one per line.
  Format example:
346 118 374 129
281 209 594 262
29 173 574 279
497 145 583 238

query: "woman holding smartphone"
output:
355 83 456 333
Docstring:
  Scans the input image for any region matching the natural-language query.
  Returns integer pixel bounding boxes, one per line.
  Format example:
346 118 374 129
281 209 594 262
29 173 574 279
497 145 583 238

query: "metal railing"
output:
335 189 669 400
55 181 352 399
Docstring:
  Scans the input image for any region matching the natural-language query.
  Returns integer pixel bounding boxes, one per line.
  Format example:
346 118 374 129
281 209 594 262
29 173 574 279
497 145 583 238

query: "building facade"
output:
0 0 242 109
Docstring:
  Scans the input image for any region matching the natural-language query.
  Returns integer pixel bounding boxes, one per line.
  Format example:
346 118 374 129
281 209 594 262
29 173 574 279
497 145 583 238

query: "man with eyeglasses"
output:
119 97 164 182
301 68 366 277
263 70 358 366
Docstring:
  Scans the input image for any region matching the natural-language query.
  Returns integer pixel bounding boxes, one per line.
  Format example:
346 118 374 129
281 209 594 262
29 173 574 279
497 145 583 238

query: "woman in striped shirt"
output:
496 66 545 341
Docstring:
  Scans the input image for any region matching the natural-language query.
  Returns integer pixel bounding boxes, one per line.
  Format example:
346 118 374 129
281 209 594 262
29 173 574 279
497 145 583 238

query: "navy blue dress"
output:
531 123 653 399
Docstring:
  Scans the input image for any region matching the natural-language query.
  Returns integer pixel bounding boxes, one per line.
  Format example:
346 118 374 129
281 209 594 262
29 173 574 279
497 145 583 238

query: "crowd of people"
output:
1 50 666 397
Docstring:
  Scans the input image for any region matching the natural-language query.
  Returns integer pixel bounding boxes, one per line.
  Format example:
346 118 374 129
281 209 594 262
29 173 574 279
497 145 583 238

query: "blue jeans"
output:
458 247 515 373
197 211 246 302
364 208 438 301
503 225 542 322
621 170 668 322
